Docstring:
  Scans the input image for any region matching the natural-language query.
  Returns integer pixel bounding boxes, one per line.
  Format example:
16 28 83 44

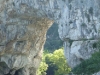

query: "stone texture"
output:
0 0 100 75
0 0 54 75
59 0 100 75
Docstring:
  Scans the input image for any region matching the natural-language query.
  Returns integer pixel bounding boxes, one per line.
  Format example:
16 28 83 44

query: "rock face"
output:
58 0 100 75
0 0 53 75
0 0 100 75
60 0 100 68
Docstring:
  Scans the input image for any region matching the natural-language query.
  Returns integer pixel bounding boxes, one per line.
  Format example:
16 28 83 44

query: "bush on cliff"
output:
71 41 100 75
72 51 100 75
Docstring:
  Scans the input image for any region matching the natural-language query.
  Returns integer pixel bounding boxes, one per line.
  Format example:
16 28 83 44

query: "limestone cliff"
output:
58 0 100 75
0 0 53 75
0 0 100 75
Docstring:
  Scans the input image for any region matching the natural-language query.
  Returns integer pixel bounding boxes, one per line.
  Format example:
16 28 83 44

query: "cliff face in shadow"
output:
0 0 100 75
44 23 63 51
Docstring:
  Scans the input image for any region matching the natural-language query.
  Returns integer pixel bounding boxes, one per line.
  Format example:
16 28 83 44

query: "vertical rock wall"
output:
0 0 100 75
0 0 54 75
60 0 100 68
58 0 100 75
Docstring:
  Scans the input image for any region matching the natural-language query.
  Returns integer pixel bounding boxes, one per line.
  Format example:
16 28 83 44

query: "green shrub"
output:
38 48 71 75
45 48 71 75
71 41 100 75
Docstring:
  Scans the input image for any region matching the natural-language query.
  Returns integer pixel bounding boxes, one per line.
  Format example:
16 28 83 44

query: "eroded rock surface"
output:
0 0 54 75
59 0 100 75
0 0 100 75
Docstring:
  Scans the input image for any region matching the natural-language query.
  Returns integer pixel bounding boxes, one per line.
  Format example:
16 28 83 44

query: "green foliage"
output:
37 62 48 75
71 41 100 75
72 51 100 75
37 53 48 75
38 48 71 75
92 43 97 49
45 48 71 75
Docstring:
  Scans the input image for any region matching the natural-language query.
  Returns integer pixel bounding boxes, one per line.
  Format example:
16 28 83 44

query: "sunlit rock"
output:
0 0 100 75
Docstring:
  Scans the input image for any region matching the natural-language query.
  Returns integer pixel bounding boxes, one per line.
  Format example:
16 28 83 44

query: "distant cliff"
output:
0 0 100 75
44 23 63 51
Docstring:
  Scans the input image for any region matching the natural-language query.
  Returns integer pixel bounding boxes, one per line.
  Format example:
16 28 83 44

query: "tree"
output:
72 51 100 75
37 53 48 75
37 48 71 75
45 48 71 75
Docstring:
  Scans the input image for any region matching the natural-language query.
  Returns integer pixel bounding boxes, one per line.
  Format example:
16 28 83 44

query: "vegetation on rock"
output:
71 41 100 75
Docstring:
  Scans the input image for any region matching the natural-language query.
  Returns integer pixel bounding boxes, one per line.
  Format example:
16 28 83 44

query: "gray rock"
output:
0 0 100 75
